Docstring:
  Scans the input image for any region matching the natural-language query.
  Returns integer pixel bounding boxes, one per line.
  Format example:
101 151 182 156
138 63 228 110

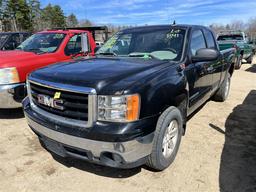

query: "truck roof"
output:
39 29 91 34
40 26 109 40
121 24 211 32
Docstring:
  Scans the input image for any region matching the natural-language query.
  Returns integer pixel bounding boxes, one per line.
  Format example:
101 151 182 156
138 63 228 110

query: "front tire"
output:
146 106 183 171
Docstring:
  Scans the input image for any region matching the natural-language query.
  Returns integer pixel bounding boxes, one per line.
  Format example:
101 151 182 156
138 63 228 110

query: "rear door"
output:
188 29 213 110
203 29 223 92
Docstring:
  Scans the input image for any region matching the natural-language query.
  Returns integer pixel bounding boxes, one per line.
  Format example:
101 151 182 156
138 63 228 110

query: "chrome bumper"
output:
25 114 154 165
0 83 25 109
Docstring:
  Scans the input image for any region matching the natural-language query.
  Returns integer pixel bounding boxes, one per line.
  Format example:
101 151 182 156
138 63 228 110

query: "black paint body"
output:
24 25 235 142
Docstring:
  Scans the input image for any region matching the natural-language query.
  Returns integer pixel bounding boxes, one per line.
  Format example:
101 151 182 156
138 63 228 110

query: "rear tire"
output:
212 73 231 102
146 106 183 171
235 55 242 69
246 54 253 64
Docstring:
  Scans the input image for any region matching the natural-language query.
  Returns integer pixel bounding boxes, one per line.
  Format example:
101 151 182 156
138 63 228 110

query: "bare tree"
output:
247 17 256 41
229 20 245 30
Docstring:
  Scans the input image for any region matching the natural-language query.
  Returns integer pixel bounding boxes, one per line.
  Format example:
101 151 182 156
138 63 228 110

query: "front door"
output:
187 29 213 112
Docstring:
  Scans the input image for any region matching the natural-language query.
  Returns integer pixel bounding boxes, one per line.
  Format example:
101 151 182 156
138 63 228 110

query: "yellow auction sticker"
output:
54 92 61 99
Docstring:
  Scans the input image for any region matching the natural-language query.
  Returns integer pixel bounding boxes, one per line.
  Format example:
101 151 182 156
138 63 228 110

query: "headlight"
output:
0 67 20 85
98 94 140 122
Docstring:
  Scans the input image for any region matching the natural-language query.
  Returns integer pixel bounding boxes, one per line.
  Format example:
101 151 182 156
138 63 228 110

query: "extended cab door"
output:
188 29 213 110
203 29 223 92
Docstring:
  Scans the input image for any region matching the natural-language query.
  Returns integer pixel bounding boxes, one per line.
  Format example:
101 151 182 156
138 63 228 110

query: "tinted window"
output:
190 30 206 56
21 33 31 42
204 30 216 48
97 28 186 61
0 34 9 44
111 34 132 55
65 34 82 56
217 34 243 41
17 33 66 53
3 34 20 50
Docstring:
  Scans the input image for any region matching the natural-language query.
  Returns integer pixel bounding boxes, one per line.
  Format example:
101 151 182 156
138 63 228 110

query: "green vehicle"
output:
217 31 254 69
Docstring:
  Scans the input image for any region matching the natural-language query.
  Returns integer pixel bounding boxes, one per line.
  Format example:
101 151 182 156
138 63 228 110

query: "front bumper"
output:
23 98 155 168
0 83 26 108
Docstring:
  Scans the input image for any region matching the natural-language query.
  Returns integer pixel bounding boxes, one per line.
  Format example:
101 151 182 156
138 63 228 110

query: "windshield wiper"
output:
97 52 117 56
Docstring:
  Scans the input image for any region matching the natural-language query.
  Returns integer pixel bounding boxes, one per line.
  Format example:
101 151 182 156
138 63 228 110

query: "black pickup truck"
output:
23 25 235 171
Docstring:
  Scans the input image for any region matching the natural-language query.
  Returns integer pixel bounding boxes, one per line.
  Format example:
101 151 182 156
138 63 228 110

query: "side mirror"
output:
192 48 220 62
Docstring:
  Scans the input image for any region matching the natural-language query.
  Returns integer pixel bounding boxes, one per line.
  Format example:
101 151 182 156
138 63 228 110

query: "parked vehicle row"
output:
22 24 236 170
0 27 107 109
217 30 255 69
0 32 31 51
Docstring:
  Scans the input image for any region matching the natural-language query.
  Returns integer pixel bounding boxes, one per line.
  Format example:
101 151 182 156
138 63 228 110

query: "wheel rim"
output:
162 120 179 158
224 77 230 98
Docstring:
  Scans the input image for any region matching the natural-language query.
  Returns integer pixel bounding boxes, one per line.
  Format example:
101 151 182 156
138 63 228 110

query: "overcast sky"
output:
40 0 256 25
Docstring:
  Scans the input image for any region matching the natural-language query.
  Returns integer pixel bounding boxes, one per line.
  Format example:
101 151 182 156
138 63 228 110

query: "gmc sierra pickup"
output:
23 25 235 171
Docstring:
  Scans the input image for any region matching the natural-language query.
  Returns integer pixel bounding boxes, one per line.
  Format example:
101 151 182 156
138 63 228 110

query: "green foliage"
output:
41 4 66 29
8 0 32 31
0 0 68 32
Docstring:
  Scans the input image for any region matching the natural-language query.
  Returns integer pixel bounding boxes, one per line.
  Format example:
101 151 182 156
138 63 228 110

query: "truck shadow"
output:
51 154 142 178
245 64 256 73
0 108 24 119
211 90 256 191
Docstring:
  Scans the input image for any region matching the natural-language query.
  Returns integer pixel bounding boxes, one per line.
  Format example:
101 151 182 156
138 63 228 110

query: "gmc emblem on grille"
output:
37 94 64 110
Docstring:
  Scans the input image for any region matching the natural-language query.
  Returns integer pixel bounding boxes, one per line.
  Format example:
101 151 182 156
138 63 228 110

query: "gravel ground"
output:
0 59 255 192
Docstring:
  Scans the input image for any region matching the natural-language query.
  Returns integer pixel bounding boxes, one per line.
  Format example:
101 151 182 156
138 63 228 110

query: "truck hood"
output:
30 57 172 94
0 50 65 82
0 50 40 67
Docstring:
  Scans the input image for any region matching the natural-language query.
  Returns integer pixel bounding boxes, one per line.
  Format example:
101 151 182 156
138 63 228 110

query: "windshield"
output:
217 34 244 41
97 27 186 61
17 33 66 53
0 34 9 44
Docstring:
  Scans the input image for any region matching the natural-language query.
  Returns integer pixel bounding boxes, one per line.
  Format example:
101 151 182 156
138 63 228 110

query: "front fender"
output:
126 66 189 119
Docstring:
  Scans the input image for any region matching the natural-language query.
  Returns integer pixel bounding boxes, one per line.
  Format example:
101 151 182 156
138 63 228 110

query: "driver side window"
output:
190 30 206 56
65 34 82 56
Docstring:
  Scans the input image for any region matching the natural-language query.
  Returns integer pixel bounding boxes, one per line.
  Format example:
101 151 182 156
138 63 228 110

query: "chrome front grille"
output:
28 78 97 128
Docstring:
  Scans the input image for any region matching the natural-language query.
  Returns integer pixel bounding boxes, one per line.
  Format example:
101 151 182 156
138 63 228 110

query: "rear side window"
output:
190 30 206 56
204 30 216 48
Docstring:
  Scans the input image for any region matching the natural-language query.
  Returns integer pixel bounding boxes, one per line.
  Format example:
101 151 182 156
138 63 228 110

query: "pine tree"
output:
41 4 66 29
7 0 32 31
27 0 41 31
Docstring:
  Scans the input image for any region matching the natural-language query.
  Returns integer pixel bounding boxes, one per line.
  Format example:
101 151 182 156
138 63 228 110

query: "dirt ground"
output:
0 60 256 192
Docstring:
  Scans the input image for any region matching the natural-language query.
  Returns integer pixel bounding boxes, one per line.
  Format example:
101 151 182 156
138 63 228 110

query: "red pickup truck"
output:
0 26 107 108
